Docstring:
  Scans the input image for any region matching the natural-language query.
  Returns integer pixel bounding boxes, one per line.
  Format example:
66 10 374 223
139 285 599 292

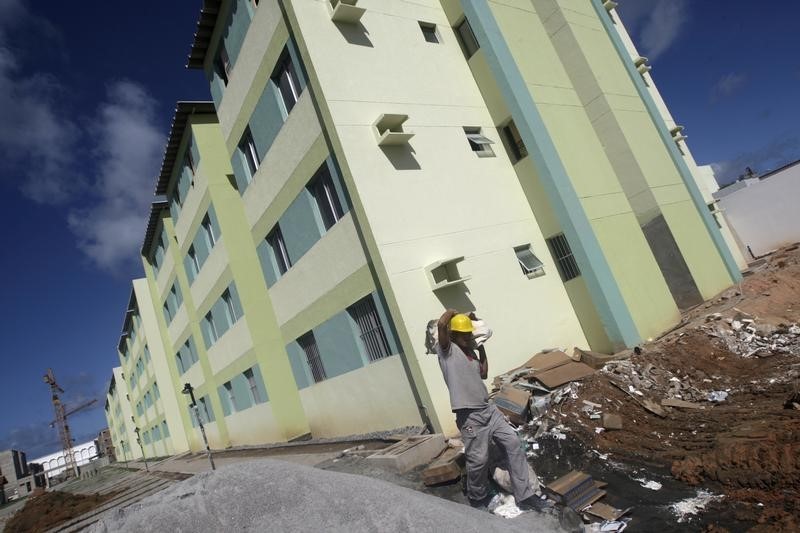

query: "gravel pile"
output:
88 459 563 533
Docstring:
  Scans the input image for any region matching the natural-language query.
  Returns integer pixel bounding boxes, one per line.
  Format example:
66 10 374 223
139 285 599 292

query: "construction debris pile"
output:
700 310 800 358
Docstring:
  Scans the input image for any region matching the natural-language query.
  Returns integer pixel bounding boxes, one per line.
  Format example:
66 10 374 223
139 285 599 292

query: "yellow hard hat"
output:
450 314 474 333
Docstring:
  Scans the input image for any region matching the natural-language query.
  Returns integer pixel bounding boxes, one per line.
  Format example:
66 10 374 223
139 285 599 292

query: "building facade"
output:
96 428 116 463
0 449 42 501
105 367 141 462
106 0 741 443
31 440 99 483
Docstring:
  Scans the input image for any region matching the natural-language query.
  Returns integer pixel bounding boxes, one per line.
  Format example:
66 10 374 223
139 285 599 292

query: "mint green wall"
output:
588 0 741 289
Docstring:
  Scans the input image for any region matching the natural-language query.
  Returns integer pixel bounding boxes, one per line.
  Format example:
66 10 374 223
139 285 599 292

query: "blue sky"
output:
0 0 797 458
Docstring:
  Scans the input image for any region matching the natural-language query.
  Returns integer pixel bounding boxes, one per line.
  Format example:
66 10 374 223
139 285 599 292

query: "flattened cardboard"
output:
524 350 571 372
533 361 595 389
494 385 531 424
585 502 632 521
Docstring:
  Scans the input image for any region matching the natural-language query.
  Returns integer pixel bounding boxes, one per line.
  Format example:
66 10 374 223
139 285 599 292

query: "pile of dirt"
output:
554 245 800 531
3 490 119 533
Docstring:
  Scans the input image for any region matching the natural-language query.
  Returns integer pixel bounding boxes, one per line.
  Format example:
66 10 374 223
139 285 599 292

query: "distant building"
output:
714 159 800 258
31 440 98 483
0 449 43 501
96 428 116 463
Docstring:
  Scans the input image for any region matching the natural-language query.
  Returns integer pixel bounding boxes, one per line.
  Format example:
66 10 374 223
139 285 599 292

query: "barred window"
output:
546 234 581 282
348 296 391 362
298 332 326 383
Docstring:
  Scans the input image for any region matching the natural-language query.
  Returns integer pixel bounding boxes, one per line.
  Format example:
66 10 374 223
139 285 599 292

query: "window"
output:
215 43 231 86
238 127 260 181
204 312 219 345
153 381 160 400
161 420 170 438
244 368 264 404
419 22 440 43
267 226 291 275
348 296 392 362
222 288 239 325
143 430 151 445
298 332 326 383
514 245 544 278
501 120 528 162
184 148 196 177
144 345 151 363
187 245 200 278
464 127 494 157
273 53 301 114
163 302 172 323
152 425 161 441
547 234 581 282
223 382 237 411
455 18 479 58
201 214 217 249
199 396 215 423
136 402 143 416
309 169 343 231
176 338 198 374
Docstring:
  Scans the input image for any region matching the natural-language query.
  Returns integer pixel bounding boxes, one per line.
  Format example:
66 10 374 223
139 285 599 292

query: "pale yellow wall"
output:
133 278 191 455
299 355 422 437
288 0 589 433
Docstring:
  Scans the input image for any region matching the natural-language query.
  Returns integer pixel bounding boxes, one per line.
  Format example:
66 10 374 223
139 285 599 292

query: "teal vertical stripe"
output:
461 0 640 348
589 0 742 283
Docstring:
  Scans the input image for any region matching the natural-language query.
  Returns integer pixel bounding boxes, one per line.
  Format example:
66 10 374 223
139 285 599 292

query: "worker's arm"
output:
437 309 457 353
477 344 488 380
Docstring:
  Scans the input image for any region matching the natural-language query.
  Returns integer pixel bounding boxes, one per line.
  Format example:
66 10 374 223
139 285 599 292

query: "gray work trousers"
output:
455 403 535 503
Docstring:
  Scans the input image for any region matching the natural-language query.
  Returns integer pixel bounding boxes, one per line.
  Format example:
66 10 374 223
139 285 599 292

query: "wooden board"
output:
422 447 464 486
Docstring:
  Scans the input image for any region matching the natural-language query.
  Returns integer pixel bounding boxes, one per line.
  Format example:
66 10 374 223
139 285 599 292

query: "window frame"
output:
273 53 301 115
267 226 291 275
514 244 545 278
419 21 440 43
348 296 392 362
244 368 263 404
501 119 528 163
455 18 480 59
463 127 495 157
298 332 326 383
309 169 343 231
546 233 581 282
201 214 217 249
239 127 260 181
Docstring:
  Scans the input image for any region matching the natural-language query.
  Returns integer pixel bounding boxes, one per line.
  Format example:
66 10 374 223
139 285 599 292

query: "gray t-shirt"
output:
436 342 488 412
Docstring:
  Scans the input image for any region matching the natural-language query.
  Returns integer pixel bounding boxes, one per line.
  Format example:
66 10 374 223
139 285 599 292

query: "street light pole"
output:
120 440 128 469
182 383 216 471
133 427 149 472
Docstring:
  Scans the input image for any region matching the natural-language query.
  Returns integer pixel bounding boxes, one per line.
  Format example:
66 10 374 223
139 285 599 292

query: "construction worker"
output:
436 309 540 510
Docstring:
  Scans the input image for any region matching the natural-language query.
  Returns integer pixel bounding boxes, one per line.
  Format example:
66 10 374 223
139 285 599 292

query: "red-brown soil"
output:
559 245 800 531
3 490 119 533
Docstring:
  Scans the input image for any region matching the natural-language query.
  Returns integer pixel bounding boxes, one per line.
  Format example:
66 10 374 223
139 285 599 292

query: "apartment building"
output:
105 368 142 462
106 0 741 443
115 281 191 458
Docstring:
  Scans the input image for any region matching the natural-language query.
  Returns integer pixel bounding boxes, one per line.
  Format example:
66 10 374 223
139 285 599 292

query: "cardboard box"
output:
494 385 531 424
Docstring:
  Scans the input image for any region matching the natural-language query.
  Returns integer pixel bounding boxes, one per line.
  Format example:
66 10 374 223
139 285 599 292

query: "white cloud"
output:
67 81 163 274
619 0 688 61
711 72 748 102
0 40 82 204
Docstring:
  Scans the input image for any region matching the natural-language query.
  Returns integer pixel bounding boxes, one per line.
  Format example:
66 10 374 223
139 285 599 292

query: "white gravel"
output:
88 459 563 532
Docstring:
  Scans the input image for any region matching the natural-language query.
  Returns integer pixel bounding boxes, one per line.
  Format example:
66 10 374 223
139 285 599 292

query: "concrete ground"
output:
87 458 563 533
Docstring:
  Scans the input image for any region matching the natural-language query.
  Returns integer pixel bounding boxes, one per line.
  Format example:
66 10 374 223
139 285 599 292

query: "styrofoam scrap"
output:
633 477 662 490
595 427 605 434
489 493 523 519
670 490 723 523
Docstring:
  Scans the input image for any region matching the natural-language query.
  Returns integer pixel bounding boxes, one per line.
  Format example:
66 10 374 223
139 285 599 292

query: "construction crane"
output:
48 398 97 428
43 369 79 479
